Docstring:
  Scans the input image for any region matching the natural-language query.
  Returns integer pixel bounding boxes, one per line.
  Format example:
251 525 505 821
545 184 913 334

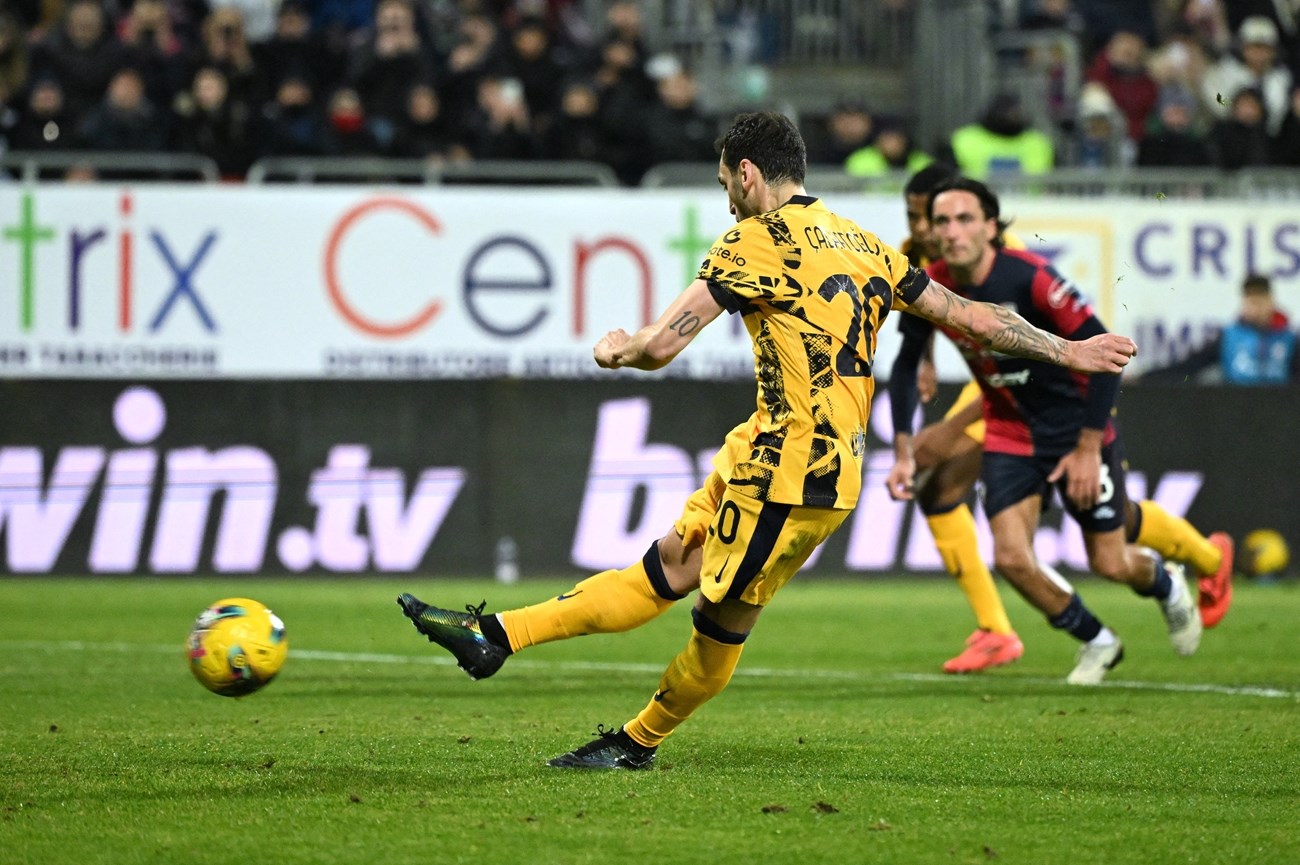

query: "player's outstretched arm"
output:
906 280 1137 373
594 278 725 371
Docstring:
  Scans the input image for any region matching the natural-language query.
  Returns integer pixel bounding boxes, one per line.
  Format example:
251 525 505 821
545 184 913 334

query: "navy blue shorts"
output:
980 438 1129 533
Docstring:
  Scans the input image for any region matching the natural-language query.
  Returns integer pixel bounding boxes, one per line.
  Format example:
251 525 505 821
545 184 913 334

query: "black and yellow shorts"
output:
675 473 848 607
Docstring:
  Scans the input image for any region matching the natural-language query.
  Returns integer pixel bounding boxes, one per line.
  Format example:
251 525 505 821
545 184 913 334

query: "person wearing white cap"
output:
1202 15 1294 134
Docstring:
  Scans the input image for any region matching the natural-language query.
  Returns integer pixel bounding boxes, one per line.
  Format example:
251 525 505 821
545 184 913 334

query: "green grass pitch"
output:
2 575 1298 865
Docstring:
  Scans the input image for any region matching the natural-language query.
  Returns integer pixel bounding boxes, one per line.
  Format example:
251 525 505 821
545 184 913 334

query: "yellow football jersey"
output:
699 195 927 509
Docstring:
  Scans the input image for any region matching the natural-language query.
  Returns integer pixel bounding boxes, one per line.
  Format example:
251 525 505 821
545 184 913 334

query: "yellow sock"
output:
927 505 1013 635
1134 500 1220 575
625 623 744 748
499 557 674 652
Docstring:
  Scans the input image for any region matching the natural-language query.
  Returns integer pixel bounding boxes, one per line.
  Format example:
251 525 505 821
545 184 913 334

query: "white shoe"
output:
1160 562 1202 657
1066 639 1125 685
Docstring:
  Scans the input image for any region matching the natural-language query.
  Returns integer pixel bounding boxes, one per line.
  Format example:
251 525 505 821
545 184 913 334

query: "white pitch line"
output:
3 639 1297 701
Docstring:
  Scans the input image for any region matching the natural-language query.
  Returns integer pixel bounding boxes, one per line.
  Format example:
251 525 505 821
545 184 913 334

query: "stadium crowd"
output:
0 0 722 181
0 0 1298 182
810 0 1300 177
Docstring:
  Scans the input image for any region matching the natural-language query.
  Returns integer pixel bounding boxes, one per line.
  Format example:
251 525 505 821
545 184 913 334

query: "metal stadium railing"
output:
639 162 874 193
244 157 620 187
949 168 1300 200
641 162 1300 199
5 151 1298 199
0 150 221 182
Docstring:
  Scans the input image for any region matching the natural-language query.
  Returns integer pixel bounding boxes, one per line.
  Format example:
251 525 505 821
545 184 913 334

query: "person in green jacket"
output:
845 117 933 178
949 92 1054 178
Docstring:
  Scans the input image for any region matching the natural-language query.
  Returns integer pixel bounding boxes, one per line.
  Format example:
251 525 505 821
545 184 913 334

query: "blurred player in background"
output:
896 170 1234 637
887 178 1232 685
896 164 1024 674
397 112 1138 769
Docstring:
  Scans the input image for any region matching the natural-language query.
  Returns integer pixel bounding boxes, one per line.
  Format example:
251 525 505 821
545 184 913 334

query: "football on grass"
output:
186 598 287 697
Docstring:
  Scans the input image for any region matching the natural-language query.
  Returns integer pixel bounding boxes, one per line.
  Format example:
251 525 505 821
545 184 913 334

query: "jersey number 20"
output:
818 274 893 377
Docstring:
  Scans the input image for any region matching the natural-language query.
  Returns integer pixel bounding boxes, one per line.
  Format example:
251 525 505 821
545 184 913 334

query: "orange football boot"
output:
943 629 1024 674
1198 532 1235 629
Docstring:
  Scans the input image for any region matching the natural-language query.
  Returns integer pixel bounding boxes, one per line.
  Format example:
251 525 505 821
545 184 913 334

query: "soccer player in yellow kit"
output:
396 112 1138 769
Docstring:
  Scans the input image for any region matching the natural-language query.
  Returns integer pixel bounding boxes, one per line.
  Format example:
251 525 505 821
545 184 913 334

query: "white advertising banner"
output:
1 184 1295 379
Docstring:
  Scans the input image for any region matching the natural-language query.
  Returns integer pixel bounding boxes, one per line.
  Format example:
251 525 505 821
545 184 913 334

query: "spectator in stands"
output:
0 11 29 109
1171 0 1231 57
1210 86 1274 168
1064 81 1132 167
30 0 131 121
116 0 190 108
1142 274 1297 385
643 65 716 168
7 76 73 149
390 80 470 163
844 117 931 177
260 73 326 155
197 6 262 107
1085 30 1158 144
465 73 539 160
590 32 654 185
1138 83 1212 166
597 0 648 66
173 65 260 177
948 91 1054 178
539 77 607 162
502 15 566 129
253 0 341 97
347 0 439 136
1148 33 1211 98
319 86 382 155
1218 4 1299 77
1273 84 1300 165
806 98 875 166
77 65 171 151
1202 16 1293 135
439 11 501 127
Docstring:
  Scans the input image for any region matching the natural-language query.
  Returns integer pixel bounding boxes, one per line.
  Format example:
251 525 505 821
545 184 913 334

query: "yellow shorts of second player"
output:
944 380 986 444
674 471 848 608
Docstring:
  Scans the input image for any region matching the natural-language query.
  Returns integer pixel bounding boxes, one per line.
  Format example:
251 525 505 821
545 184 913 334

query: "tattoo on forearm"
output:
980 303 1066 363
669 310 702 336
921 287 1066 364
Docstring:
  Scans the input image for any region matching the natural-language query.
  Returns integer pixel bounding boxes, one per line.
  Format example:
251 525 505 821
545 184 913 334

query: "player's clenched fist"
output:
1070 334 1138 374
594 329 632 368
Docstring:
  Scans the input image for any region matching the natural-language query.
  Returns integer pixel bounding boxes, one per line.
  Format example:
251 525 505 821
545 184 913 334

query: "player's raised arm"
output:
905 279 1137 373
594 278 725 371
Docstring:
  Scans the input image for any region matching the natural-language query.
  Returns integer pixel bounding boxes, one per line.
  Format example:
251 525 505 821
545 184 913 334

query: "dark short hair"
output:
1243 273 1272 295
715 111 806 186
928 176 1012 246
904 162 956 197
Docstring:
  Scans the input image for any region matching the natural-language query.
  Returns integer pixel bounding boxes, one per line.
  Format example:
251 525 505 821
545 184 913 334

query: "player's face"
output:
905 192 937 257
717 157 757 222
931 190 996 271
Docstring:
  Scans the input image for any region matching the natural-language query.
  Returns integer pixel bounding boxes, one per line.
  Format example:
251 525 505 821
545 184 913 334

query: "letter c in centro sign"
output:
324 197 443 338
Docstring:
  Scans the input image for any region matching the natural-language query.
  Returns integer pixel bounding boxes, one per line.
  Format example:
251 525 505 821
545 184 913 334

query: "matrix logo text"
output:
2 191 218 334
